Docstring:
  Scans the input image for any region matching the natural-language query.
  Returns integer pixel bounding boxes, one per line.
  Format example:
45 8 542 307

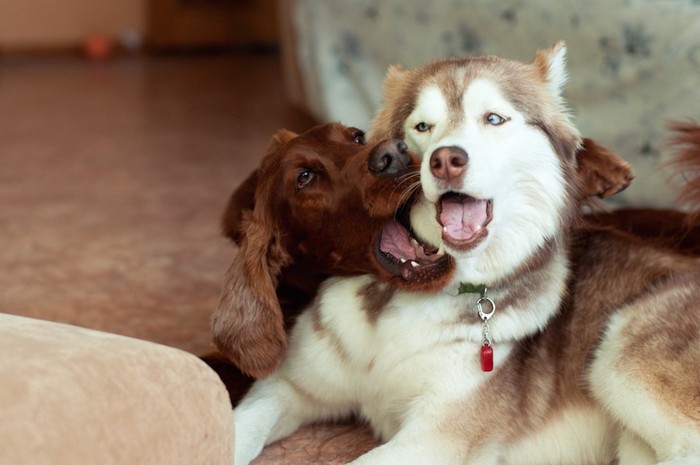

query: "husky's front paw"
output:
234 444 261 465
233 412 270 465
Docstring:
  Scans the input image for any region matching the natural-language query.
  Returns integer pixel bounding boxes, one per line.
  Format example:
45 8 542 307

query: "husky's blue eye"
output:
414 122 432 132
486 113 507 126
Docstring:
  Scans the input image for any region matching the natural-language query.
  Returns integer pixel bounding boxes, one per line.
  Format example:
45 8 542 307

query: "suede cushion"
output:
0 313 233 465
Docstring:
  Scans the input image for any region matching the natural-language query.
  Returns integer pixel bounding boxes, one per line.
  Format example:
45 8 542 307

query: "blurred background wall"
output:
0 0 146 50
0 0 277 53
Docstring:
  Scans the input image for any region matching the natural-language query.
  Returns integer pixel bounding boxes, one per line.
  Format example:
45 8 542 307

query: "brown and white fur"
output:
232 42 700 465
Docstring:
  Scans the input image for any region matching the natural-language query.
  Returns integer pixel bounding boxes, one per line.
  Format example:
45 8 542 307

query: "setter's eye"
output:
353 130 366 145
414 122 432 133
485 113 508 126
296 169 315 191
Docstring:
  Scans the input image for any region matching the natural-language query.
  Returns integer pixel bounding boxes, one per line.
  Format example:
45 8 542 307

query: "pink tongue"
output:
380 220 417 260
440 197 487 241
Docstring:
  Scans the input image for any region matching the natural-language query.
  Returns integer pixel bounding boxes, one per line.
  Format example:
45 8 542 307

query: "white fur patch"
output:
590 310 700 463
543 43 569 101
505 408 616 465
403 84 448 157
617 430 657 465
408 78 568 285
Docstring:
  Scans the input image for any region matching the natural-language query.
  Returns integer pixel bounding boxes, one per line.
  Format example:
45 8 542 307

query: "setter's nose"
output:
369 139 411 177
429 146 468 184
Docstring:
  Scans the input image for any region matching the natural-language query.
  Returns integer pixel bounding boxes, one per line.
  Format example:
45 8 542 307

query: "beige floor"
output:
0 51 313 355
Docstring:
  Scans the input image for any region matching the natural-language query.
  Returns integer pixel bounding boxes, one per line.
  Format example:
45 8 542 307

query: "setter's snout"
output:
369 139 411 177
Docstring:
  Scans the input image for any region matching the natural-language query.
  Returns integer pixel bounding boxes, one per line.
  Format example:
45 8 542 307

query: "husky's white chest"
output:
294 276 513 440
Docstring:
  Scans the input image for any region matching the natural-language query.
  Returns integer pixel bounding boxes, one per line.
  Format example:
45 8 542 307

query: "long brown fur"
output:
668 121 700 225
211 123 440 378
587 122 700 256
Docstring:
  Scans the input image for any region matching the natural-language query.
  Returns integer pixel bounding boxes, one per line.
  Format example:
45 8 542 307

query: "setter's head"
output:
212 123 454 378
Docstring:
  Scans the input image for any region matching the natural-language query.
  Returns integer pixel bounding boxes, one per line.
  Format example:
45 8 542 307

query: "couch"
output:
0 310 382 464
282 0 700 210
0 312 233 465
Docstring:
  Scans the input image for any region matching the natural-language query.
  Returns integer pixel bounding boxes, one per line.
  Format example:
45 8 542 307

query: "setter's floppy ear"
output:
212 129 298 378
220 128 298 244
222 170 259 244
211 207 291 378
577 138 634 199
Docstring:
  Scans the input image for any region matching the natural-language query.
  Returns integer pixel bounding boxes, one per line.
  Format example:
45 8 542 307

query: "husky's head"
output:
371 42 582 286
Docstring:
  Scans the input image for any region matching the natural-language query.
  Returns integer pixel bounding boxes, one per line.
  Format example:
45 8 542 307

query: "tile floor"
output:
0 51 312 355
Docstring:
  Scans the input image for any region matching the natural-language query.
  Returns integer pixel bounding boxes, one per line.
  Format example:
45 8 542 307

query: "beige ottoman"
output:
0 313 233 465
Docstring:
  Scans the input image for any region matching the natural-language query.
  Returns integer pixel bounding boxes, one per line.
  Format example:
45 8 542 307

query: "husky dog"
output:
232 42 700 465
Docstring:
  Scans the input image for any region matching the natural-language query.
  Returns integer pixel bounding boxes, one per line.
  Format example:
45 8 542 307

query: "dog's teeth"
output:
410 261 419 268
400 258 407 263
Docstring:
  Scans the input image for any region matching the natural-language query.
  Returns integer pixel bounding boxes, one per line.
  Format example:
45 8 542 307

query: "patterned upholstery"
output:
290 0 700 208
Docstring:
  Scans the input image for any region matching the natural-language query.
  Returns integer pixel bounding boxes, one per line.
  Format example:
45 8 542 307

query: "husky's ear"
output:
534 40 569 101
533 41 581 161
384 64 408 87
369 65 410 141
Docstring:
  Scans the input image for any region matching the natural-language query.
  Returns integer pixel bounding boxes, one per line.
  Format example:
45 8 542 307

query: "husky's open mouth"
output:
437 192 492 251
374 204 452 283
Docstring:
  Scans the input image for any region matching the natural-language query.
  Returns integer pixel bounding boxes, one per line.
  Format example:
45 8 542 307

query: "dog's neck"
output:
445 237 570 342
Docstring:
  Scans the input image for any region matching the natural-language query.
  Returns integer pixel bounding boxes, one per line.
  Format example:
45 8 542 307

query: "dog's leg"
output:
589 272 700 465
233 309 359 465
617 429 656 465
347 433 462 465
233 377 297 465
234 373 338 465
346 421 497 465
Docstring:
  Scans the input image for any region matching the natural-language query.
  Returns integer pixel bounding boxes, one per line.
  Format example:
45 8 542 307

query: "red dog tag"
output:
481 345 493 372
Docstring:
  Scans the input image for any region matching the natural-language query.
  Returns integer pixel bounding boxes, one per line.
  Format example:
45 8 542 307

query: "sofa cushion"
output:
0 313 233 465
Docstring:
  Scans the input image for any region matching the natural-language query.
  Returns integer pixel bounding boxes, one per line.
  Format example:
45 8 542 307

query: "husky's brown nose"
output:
430 146 467 185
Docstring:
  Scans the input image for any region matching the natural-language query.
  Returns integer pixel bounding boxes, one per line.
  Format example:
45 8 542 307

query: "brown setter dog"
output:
211 124 454 379
210 122 646 386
